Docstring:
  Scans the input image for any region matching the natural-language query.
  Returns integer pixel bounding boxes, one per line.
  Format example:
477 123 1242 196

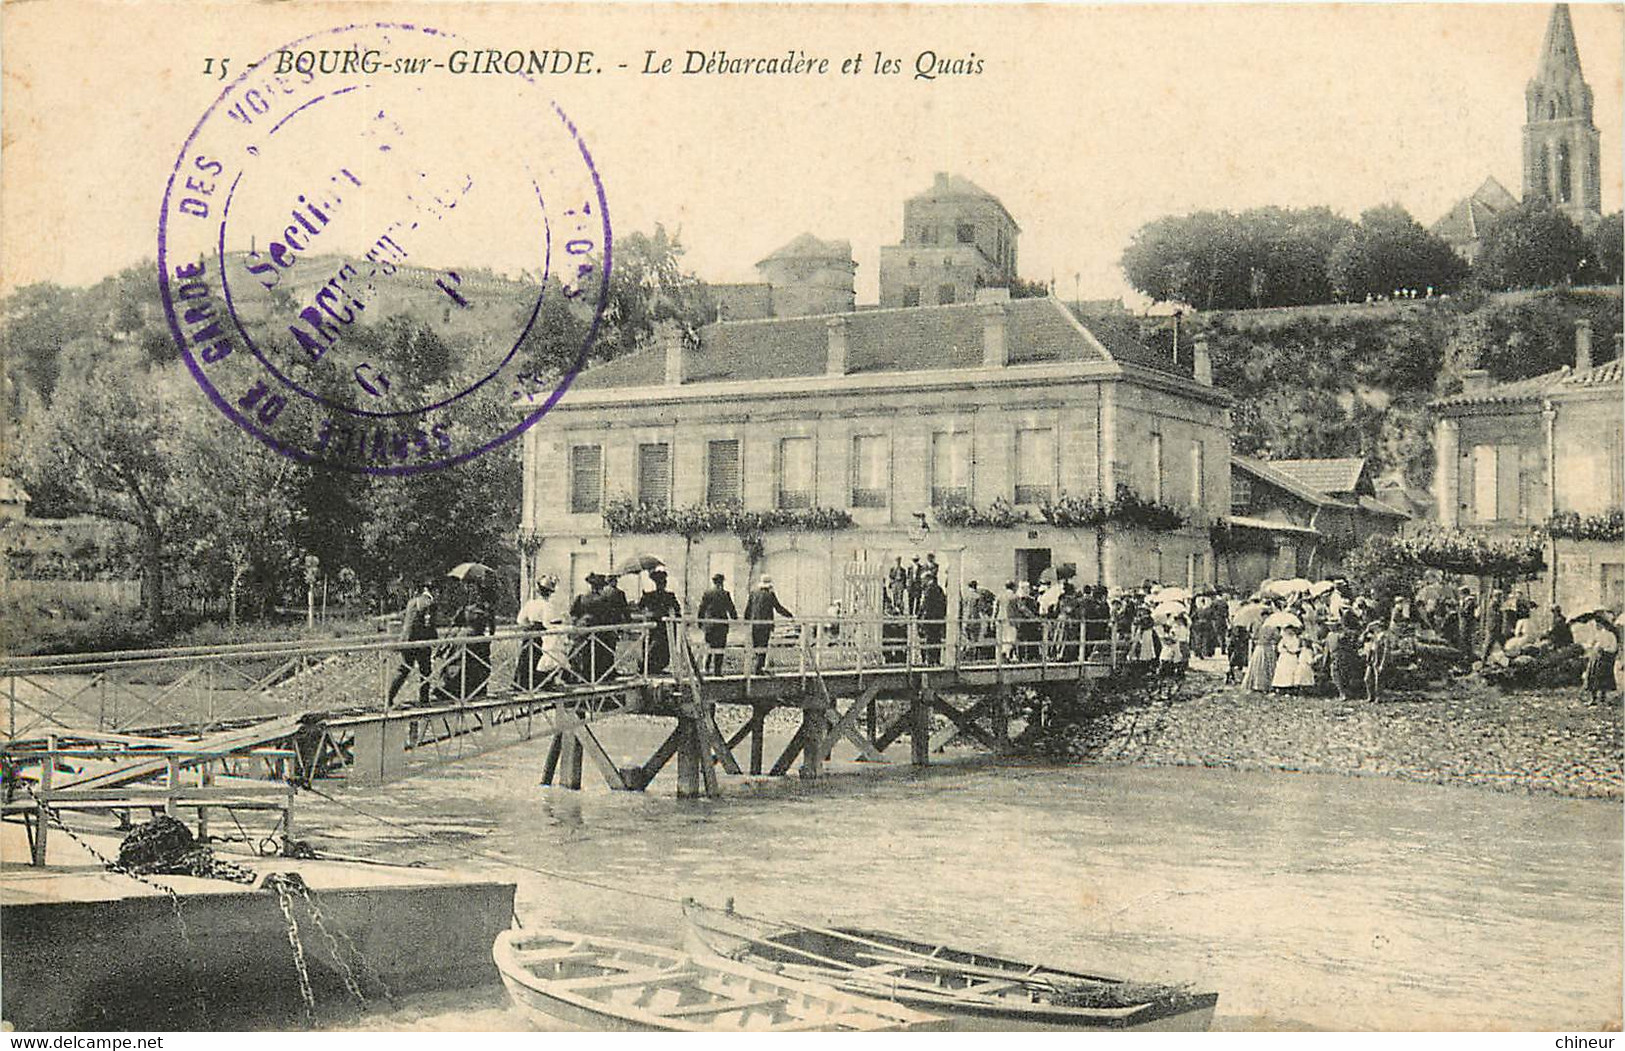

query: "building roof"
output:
1231 456 1340 509
757 233 853 265
1431 367 1571 408
1558 359 1623 388
1430 177 1518 245
1227 515 1321 537
1267 457 1369 495
907 172 1021 232
569 296 1199 390
1355 494 1411 519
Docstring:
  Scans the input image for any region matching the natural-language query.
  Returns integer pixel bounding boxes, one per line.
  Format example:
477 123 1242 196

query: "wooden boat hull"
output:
494 928 945 1032
683 900 1218 1033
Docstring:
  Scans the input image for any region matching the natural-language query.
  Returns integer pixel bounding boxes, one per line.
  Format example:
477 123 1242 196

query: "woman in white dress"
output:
517 574 569 687
1272 625 1315 693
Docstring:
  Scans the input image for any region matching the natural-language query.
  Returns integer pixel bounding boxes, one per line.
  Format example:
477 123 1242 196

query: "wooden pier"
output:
1 616 1122 819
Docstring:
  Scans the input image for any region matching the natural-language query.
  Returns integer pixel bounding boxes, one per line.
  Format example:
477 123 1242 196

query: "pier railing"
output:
1 736 299 866
672 614 1122 682
0 622 658 744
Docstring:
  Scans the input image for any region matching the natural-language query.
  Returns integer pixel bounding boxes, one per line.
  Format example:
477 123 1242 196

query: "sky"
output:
3 2 1621 305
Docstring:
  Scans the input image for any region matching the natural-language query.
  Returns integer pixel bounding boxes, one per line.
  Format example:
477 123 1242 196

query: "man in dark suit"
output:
918 572 948 665
386 580 438 706
743 576 793 675
697 573 738 675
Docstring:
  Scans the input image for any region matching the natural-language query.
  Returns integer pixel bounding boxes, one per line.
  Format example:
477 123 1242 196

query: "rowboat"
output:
682 899 1219 1032
493 927 947 1031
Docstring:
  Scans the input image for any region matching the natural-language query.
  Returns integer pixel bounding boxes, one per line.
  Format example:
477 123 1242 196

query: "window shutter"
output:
570 445 602 514
707 439 741 505
637 444 670 508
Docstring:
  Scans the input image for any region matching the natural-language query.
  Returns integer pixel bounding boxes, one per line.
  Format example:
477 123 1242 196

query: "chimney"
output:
1193 337 1213 386
1462 368 1491 394
825 316 849 376
981 303 1009 368
934 172 950 192
659 320 684 386
1575 318 1593 371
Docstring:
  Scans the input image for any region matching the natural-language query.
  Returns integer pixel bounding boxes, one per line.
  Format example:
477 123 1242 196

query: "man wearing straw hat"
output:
743 576 793 674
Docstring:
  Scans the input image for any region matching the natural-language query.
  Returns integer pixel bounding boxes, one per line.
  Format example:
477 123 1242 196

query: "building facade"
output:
520 294 1231 619
1431 320 1623 612
878 174 1019 308
1224 456 1408 594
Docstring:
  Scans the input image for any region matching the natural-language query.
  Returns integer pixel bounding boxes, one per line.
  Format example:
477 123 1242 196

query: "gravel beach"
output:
1068 658 1624 800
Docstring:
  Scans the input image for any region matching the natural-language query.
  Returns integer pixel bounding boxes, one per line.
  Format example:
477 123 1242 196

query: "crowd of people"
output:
382 562 1623 707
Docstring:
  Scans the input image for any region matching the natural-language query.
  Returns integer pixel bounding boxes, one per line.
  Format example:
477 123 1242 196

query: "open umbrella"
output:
1151 586 1191 604
614 553 665 576
1232 602 1267 631
1261 578 1313 599
1261 610 1303 630
1309 580 1337 599
447 562 493 581
1151 601 1188 622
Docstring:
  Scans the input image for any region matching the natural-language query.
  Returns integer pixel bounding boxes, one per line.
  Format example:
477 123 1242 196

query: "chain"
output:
293 880 371 1005
265 874 317 1022
16 783 211 1026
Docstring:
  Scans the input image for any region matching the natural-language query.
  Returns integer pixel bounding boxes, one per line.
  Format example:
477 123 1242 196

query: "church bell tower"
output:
1522 4 1603 229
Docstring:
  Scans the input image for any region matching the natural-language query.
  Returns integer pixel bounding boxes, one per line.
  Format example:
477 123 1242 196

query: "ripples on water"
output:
312 720 1622 1032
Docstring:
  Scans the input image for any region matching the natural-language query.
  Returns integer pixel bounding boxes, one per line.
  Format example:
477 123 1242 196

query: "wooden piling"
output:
910 684 931 767
799 703 825 781
675 714 704 799
560 732 584 790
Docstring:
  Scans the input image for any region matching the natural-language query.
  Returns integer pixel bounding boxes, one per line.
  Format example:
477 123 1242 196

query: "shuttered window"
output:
569 444 602 514
851 434 889 508
707 439 741 506
1149 433 1164 503
1191 439 1205 506
637 443 670 509
1014 428 1054 505
932 432 971 507
1472 444 1497 522
778 437 814 509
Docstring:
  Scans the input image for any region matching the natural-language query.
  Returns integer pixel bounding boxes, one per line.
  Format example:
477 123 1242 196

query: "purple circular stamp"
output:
158 22 610 474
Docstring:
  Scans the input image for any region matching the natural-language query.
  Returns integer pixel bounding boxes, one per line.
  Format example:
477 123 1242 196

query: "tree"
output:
15 344 206 623
1590 212 1623 285
1327 204 1467 301
593 225 711 360
1473 200 1588 291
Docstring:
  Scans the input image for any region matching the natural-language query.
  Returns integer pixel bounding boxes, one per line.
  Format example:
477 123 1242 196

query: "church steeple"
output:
1522 4 1602 227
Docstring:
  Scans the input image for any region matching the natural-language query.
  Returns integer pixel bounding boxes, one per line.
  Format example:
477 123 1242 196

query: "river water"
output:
305 719 1623 1032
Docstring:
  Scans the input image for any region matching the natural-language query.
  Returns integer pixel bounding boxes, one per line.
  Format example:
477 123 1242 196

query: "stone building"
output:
878 174 1019 308
1433 4 1606 261
1224 456 1407 594
1430 320 1624 611
519 293 1231 619
709 234 857 321
1521 3 1603 231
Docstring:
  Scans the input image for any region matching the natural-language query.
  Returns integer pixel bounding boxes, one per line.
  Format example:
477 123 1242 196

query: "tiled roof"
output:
570 297 1182 390
1268 457 1368 495
1559 359 1623 388
1356 494 1411 519
1430 177 1517 245
1070 311 1195 378
758 233 852 264
915 173 996 200
1431 367 1570 408
1232 456 1339 508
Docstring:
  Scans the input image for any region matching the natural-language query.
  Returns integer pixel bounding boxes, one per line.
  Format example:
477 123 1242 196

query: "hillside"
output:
1181 286 1621 487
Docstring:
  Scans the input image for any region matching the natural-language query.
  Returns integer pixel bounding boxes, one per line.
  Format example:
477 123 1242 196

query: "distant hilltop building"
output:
709 234 856 321
879 173 1020 308
1434 4 1606 262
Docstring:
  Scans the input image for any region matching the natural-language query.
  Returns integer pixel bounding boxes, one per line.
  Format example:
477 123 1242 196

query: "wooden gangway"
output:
2 615 1123 800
